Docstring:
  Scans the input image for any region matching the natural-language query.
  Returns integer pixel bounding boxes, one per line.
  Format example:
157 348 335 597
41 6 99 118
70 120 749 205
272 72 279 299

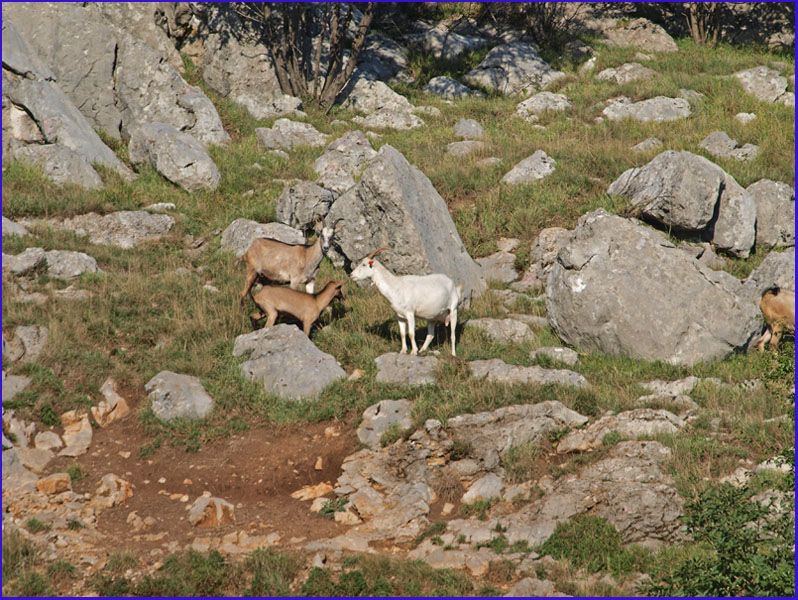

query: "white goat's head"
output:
350 247 387 282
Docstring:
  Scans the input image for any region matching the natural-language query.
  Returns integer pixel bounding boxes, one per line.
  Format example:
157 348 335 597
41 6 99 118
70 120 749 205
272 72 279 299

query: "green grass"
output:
2 530 52 596
24 518 51 534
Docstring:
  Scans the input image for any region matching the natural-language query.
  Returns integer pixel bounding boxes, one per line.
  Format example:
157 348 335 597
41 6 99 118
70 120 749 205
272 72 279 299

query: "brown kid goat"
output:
754 286 795 352
239 226 333 306
250 280 345 336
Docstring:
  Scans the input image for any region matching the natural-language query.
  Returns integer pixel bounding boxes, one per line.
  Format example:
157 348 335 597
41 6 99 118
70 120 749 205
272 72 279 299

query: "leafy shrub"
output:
646 478 795 596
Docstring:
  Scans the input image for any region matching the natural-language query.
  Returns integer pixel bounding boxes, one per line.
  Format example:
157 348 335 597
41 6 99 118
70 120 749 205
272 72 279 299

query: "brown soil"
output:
47 413 360 556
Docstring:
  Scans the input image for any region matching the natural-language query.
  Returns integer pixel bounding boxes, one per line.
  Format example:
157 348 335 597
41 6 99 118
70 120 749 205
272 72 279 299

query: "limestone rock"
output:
424 76 483 99
313 131 377 194
632 137 663 153
513 227 572 292
545 210 761 365
3 374 31 402
747 179 795 248
58 410 93 457
220 219 305 258
374 353 439 386
357 399 414 449
324 145 485 302
17 446 54 473
603 96 690 122
743 247 795 299
469 359 589 388
256 119 327 150
446 140 485 157
129 123 221 192
734 66 791 103
501 151 555 185
91 378 130 427
462 473 503 504
27 211 174 249
464 42 566 96
735 112 757 124
515 92 571 122
530 346 579 366
465 318 535 345
603 18 678 52
233 324 345 400
12 144 103 189
352 109 423 130
2 216 28 237
453 118 484 140
33 431 62 452
557 409 685 453
145 371 214 421
699 131 759 162
477 251 518 283
44 250 100 280
596 62 656 85
4 325 47 364
341 78 413 115
36 472 71 495
188 496 235 527
93 473 133 509
276 182 336 232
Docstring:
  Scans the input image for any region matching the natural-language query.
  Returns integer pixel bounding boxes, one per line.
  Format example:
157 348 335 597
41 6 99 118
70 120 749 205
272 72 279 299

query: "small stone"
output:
37 473 72 495
348 369 365 381
91 377 130 427
310 497 328 513
735 112 757 124
357 399 414 449
442 502 455 516
501 151 556 185
314 457 323 471
291 482 334 501
631 137 663 153
158 477 166 484
34 431 63 451
462 473 503 504
334 507 361 525
188 496 235 528
453 118 484 140
119 451 131 459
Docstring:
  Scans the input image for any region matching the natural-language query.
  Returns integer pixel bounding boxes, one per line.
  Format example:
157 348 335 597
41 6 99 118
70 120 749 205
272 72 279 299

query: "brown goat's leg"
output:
264 306 278 328
769 325 783 350
240 267 258 306
302 319 313 337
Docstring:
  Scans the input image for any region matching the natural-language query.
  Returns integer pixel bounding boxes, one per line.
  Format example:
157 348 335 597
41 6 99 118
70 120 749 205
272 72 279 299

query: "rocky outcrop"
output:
602 96 691 122
324 145 485 302
596 62 656 84
276 182 336 232
734 66 793 104
464 42 566 96
357 399 414 449
11 145 103 189
21 211 174 249
608 150 756 257
4 2 228 145
747 179 795 248
405 21 489 60
476 251 518 283
557 409 685 452
145 371 214 421
743 247 795 299
129 123 221 192
601 18 678 52
4 248 100 281
469 359 588 388
313 131 377 194
2 20 132 183
546 210 761 365
233 324 345 400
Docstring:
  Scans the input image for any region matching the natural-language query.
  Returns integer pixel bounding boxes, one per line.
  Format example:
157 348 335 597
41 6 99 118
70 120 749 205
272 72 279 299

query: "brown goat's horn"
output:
366 247 388 260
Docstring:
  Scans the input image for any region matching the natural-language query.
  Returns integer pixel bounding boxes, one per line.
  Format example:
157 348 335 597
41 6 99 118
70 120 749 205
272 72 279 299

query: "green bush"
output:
646 477 795 596
540 514 649 576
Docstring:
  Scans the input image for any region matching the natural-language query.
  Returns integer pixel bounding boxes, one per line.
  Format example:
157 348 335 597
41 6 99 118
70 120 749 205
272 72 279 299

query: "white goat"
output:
350 248 461 356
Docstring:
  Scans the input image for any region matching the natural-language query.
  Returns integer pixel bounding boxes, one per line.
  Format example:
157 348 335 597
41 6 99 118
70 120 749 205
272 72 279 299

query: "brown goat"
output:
755 286 795 352
250 280 345 336
239 227 332 306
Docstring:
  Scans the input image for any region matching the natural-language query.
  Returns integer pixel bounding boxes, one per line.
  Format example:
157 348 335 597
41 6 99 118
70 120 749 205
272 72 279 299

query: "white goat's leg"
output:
398 318 408 354
419 322 435 353
407 312 418 355
305 280 315 294
449 308 458 357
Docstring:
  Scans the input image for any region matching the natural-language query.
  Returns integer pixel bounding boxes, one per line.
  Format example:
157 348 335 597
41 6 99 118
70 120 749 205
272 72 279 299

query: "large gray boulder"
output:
546 210 761 365
734 66 792 104
12 144 103 189
145 371 214 421
341 78 413 115
608 150 755 257
743 248 795 300
602 96 691 122
324 145 485 302
747 180 795 248
424 76 483 99
256 119 327 151
2 20 132 179
313 131 377 194
4 2 229 145
276 182 336 232
221 219 305 258
596 62 656 85
233 324 345 400
464 42 566 96
129 123 221 192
